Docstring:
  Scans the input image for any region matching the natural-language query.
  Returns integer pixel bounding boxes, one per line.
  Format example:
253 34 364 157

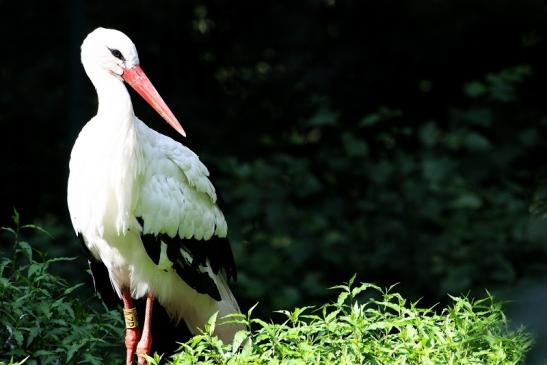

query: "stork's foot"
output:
125 326 141 365
136 331 153 365
122 290 141 365
136 293 154 365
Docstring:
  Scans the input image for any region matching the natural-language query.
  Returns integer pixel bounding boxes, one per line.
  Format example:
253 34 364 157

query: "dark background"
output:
1 0 547 361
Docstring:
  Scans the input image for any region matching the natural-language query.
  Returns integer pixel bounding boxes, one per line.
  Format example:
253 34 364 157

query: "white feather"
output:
134 120 227 240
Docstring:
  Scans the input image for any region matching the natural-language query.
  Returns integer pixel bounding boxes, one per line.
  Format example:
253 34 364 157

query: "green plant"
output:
149 277 531 365
0 211 124 365
0 358 29 365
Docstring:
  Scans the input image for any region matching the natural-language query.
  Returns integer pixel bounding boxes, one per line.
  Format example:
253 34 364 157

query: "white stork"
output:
67 27 242 364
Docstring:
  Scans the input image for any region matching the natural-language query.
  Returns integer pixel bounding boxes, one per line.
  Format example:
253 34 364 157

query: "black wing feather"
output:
137 217 237 301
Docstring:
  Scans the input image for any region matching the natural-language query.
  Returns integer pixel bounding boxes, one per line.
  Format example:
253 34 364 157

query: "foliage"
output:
0 358 29 365
147 277 530 365
215 65 547 314
0 214 533 364
0 212 124 365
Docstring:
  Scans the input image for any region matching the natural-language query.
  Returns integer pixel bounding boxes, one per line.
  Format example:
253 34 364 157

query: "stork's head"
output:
81 27 139 78
81 27 186 137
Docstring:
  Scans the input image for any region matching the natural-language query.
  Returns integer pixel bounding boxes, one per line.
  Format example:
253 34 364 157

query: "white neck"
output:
69 64 144 237
86 66 135 125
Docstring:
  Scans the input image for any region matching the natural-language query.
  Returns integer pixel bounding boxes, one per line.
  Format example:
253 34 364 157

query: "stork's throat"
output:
91 67 135 124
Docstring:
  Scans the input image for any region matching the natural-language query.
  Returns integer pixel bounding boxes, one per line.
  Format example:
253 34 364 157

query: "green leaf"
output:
0 277 10 289
26 327 40 347
337 292 349 306
205 312 218 336
464 81 487 98
360 113 381 127
452 193 483 209
0 226 17 236
463 132 491 151
63 283 84 295
419 122 440 147
27 263 42 279
351 283 371 298
359 107 402 127
66 341 84 362
12 329 23 347
341 133 368 157
231 330 248 353
12 208 20 226
20 224 53 238
17 241 32 261
306 107 340 128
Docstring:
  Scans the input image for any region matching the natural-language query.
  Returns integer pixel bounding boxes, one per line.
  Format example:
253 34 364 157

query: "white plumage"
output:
67 27 241 351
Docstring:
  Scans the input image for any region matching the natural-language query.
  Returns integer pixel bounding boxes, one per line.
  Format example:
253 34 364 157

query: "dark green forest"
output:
1 0 547 363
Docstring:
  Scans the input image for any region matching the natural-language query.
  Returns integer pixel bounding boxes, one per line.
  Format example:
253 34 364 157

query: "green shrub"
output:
0 214 533 364
0 212 123 365
150 277 531 365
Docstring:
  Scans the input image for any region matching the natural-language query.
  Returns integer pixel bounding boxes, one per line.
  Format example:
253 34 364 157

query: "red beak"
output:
122 65 186 137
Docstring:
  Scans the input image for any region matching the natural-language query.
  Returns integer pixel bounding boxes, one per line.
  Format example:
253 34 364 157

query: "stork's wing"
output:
135 120 227 241
138 222 236 300
135 120 237 299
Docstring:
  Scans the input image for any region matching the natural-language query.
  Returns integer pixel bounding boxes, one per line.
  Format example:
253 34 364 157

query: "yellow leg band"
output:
124 307 139 329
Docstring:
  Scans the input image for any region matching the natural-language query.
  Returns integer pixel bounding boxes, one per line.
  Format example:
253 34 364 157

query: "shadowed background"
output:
1 0 547 362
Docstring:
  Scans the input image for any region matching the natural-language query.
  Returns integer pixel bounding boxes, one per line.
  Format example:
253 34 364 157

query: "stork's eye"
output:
109 48 125 61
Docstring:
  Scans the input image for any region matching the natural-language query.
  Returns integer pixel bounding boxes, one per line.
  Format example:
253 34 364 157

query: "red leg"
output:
122 290 141 365
137 293 154 365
